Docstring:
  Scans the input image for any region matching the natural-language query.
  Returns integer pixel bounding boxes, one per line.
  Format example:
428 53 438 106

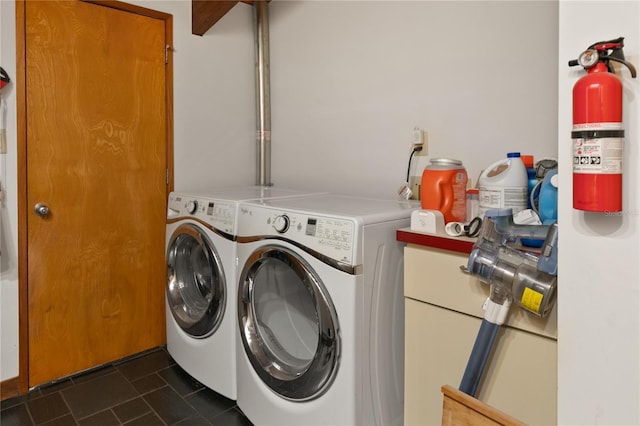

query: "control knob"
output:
186 200 198 214
273 215 290 233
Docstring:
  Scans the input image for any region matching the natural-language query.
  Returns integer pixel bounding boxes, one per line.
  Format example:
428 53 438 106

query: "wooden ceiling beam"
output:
192 0 261 36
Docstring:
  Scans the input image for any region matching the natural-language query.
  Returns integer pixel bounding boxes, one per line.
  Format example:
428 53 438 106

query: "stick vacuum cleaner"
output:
460 208 558 396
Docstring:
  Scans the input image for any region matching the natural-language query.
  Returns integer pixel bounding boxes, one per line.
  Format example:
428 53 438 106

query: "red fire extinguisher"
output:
569 37 636 212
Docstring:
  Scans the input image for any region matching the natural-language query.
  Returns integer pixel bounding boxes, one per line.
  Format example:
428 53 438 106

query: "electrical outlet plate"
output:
409 175 421 200
415 130 428 156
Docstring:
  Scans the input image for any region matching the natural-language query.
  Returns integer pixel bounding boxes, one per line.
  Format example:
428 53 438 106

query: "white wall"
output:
164 3 257 192
558 2 640 425
267 1 558 197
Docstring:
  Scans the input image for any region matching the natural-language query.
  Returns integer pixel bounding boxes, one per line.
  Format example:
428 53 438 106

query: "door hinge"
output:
165 45 171 64
166 169 170 185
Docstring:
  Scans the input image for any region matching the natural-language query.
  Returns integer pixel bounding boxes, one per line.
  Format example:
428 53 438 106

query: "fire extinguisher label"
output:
572 123 624 174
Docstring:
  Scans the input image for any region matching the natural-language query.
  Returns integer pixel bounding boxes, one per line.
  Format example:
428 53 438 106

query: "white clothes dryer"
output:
165 186 324 400
235 194 417 425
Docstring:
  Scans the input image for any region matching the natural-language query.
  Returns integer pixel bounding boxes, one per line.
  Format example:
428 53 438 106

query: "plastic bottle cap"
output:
520 155 534 168
507 152 521 158
429 158 463 166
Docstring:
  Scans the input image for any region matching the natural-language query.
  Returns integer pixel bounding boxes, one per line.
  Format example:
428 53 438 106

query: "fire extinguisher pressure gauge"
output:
578 49 599 69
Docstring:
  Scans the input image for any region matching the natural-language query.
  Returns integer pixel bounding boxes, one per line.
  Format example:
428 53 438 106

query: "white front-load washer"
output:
235 194 417 425
165 186 325 400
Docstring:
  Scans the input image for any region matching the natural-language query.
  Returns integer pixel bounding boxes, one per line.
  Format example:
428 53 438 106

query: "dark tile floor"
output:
0 347 253 426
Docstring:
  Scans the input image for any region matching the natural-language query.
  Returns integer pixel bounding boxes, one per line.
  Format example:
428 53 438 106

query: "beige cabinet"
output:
404 243 557 426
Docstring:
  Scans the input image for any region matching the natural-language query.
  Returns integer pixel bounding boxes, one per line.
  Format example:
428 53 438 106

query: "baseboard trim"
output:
1 376 20 401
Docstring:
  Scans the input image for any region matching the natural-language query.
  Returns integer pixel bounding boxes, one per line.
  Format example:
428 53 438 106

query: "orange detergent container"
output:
420 158 468 223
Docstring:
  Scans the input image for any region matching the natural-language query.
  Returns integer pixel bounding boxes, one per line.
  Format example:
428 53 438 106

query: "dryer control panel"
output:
238 204 358 266
168 193 237 235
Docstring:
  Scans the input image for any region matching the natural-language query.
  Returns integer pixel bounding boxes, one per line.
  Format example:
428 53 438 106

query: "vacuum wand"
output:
459 302 509 395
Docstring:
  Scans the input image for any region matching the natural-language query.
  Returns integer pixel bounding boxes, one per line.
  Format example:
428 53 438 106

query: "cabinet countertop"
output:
396 227 475 254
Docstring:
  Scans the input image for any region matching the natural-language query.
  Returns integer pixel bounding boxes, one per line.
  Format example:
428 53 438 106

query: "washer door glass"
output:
238 245 340 401
167 223 226 338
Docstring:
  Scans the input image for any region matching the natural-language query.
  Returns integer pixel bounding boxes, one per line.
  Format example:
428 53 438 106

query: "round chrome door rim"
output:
238 245 341 401
166 223 226 338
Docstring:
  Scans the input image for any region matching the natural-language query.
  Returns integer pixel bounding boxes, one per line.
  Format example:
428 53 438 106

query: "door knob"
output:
34 203 50 217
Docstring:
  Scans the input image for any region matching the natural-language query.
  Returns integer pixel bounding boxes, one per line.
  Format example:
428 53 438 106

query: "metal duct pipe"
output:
253 0 271 186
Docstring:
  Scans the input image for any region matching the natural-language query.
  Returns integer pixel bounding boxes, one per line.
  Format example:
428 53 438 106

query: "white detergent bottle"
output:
478 152 528 216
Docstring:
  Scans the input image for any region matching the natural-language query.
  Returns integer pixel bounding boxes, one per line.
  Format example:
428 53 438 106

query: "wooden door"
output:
24 0 171 387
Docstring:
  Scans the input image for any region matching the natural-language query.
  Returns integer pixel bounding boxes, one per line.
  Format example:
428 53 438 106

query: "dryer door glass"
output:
167 224 226 338
238 245 340 401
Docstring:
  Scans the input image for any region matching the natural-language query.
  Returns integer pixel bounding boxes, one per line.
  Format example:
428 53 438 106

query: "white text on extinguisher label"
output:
572 123 623 174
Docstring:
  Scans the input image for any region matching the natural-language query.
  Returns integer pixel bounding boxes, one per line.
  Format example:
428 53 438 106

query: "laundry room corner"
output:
2 0 638 424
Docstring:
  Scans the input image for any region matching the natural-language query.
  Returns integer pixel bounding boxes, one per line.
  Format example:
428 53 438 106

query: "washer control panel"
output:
168 193 237 235
239 204 357 265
